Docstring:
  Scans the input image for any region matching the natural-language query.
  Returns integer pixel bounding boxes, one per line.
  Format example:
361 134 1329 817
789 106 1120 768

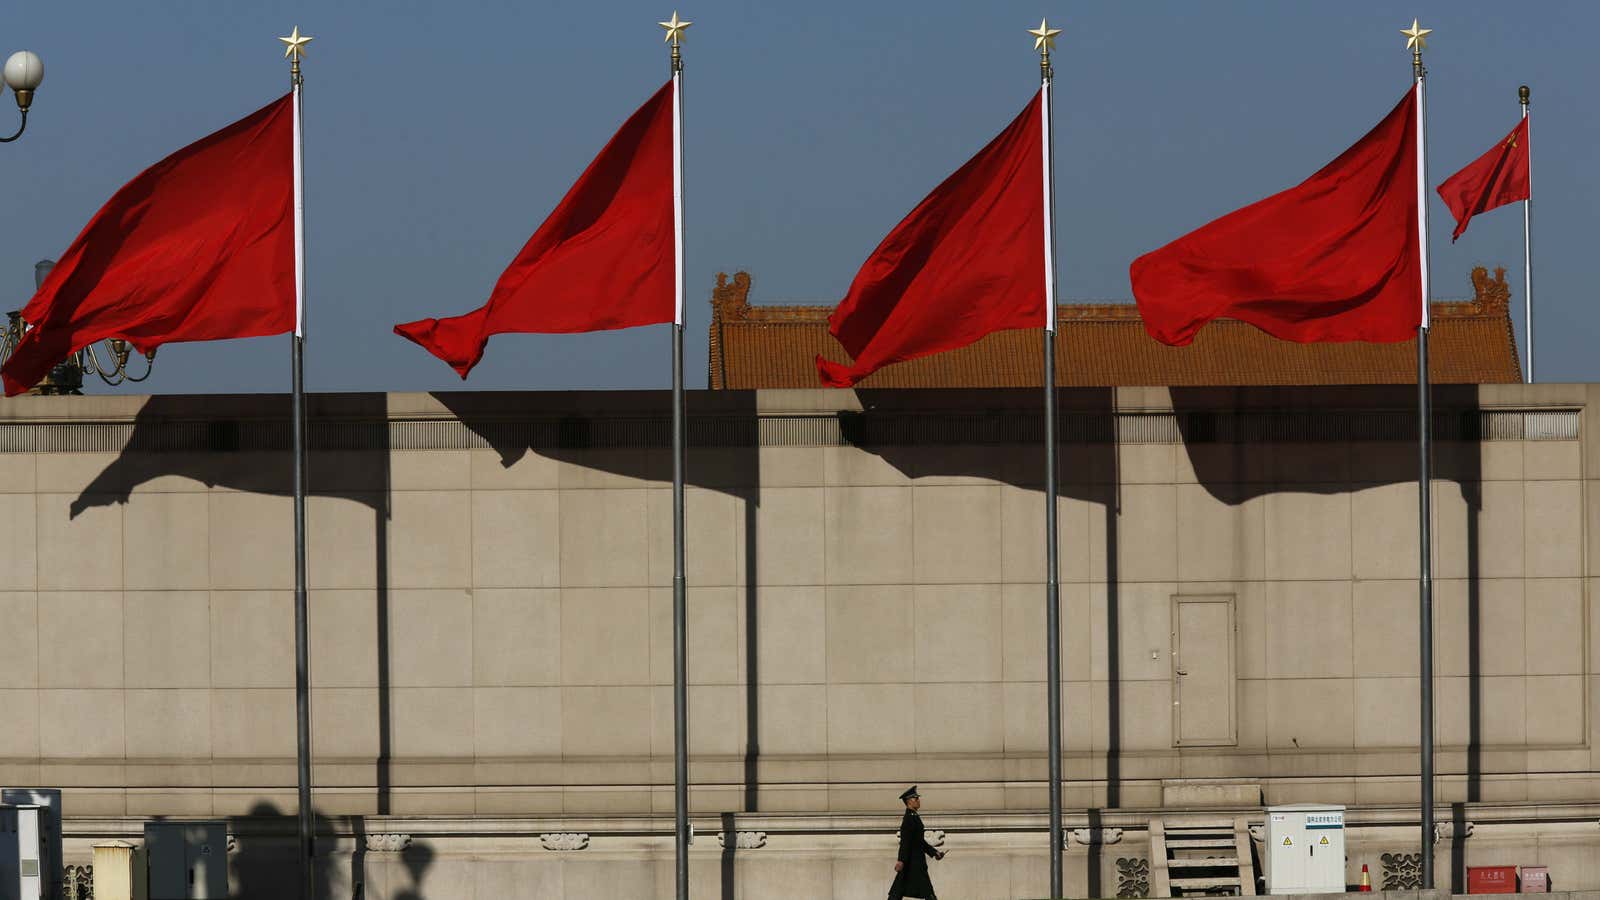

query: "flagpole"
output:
281 25 315 900
1404 19 1436 890
1031 18 1064 900
662 12 691 900
1519 85 1534 382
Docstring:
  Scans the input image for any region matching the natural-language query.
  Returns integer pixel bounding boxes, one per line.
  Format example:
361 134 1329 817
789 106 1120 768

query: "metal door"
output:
145 823 186 899
146 821 227 899
184 823 226 899
1172 594 1237 746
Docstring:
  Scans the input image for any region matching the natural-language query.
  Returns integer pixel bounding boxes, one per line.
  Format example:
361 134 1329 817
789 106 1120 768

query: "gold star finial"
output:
1029 18 1062 54
659 11 691 46
1401 18 1431 52
278 25 313 61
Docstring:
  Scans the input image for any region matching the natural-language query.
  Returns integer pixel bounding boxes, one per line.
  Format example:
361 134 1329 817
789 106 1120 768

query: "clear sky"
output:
3 1 1591 394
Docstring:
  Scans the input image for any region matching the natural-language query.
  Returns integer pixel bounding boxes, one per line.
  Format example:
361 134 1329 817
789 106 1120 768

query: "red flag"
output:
1130 87 1421 347
396 80 675 377
2 94 295 396
1437 117 1529 241
816 91 1045 388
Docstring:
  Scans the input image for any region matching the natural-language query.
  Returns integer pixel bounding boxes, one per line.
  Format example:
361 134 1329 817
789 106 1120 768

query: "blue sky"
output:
3 1 1590 393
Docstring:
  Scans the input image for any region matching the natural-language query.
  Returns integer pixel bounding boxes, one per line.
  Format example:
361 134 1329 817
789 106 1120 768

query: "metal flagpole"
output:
661 11 692 900
1519 85 1534 382
279 23 316 900
1029 18 1064 900
1403 18 1436 889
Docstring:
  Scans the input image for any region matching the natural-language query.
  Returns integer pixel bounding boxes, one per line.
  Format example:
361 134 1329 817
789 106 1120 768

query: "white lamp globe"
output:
3 51 43 92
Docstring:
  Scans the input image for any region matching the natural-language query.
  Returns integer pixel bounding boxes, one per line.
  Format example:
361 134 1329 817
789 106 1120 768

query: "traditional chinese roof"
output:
708 267 1523 388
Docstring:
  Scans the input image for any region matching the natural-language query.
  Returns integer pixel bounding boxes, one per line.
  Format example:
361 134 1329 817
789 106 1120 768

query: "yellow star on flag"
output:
659 11 691 46
1400 18 1431 52
278 25 313 61
1029 18 1062 53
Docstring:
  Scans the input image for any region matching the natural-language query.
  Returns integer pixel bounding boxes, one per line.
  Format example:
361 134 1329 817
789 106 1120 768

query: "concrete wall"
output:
0 383 1595 897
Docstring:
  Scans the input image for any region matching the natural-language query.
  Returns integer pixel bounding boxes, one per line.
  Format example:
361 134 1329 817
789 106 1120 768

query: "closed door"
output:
184 824 227 899
1172 595 1237 746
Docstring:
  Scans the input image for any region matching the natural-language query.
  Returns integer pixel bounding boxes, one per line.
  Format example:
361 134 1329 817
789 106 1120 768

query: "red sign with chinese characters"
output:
1467 866 1518 893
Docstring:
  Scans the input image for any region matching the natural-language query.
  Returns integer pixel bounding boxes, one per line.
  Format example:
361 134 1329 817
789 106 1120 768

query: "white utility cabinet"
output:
0 804 45 900
1263 803 1346 895
1 789 60 900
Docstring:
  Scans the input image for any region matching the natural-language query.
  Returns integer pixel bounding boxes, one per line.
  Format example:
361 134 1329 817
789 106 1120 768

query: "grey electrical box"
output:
0 805 45 900
0 789 59 900
144 821 227 900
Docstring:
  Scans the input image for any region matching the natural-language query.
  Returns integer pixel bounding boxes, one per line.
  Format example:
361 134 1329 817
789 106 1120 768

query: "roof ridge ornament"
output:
1470 265 1511 311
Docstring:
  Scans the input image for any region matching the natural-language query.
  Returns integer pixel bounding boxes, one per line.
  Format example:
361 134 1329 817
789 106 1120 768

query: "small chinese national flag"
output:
1436 117 1529 241
395 80 675 378
2 95 296 396
816 91 1046 388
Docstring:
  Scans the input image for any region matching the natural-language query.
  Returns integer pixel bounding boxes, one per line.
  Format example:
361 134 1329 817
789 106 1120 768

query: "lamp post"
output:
0 50 42 142
0 260 157 394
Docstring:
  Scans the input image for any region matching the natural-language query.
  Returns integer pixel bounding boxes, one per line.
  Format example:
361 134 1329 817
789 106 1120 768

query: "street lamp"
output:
1 260 156 395
0 50 42 142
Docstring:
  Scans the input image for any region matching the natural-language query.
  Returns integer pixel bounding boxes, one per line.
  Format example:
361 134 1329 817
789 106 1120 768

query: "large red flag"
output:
2 94 295 396
816 91 1045 388
395 80 675 377
1437 117 1529 241
1130 87 1420 347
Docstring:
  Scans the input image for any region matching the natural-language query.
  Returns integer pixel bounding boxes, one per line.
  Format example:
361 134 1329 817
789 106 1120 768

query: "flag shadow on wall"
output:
842 385 1120 895
430 388 764 900
54 381 1495 896
847 382 1490 895
66 391 404 894
1171 382 1487 893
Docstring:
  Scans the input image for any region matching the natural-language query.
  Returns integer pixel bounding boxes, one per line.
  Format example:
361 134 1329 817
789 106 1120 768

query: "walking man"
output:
888 785 944 900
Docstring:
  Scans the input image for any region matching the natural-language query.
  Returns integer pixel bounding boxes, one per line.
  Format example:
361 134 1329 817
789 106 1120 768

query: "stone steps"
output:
1150 815 1258 897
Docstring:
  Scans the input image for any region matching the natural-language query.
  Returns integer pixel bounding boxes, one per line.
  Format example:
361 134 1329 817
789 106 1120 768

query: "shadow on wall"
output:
1171 382 1486 846
57 384 1494 889
228 800 436 899
431 390 766 820
849 387 1124 813
849 384 1488 820
226 803 313 900
1169 385 1482 503
67 394 400 819
68 388 768 828
68 393 391 516
425 390 761 497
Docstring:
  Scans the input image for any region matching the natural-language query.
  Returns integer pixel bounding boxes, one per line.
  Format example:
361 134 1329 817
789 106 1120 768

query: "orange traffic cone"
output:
1359 864 1372 892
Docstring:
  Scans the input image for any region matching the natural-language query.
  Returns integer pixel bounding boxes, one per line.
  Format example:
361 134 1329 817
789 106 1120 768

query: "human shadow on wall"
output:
228 802 348 900
68 393 399 819
1170 383 1484 876
394 841 437 900
430 389 765 828
228 801 437 900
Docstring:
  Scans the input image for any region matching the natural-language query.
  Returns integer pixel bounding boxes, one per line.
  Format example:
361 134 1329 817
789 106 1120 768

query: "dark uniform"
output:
888 786 941 900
